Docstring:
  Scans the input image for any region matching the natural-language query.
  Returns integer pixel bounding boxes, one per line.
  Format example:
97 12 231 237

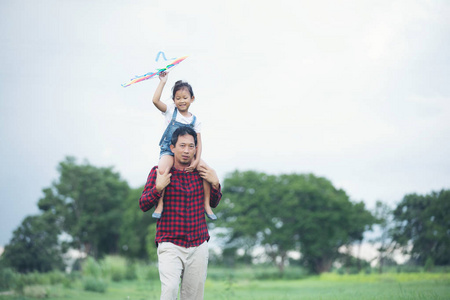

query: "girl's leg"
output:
199 160 217 220
153 155 174 219
203 180 216 220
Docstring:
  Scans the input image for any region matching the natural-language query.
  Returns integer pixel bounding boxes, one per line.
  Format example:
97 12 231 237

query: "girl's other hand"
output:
186 160 199 172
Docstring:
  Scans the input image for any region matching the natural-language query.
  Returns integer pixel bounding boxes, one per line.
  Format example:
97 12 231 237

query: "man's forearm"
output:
139 186 161 212
209 185 222 208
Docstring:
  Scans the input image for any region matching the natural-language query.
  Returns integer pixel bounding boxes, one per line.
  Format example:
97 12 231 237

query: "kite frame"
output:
122 54 188 87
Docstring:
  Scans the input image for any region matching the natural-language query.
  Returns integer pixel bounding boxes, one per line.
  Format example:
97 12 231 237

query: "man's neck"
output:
173 162 190 171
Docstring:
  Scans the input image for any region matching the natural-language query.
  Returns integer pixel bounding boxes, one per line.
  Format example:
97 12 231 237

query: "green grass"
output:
1 266 449 300
210 278 449 300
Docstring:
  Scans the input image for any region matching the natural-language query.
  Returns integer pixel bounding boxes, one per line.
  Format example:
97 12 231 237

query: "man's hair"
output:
171 126 197 146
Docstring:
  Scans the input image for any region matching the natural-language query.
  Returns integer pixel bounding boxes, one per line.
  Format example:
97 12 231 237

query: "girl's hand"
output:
159 71 168 83
186 159 199 172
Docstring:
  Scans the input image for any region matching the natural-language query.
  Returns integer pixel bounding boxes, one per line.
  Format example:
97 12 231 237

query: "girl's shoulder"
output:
163 102 176 115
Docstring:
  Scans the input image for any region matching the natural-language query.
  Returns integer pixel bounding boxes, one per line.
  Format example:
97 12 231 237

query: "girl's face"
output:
173 88 195 113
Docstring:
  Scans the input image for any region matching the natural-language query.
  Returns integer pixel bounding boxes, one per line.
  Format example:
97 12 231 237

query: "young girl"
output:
151 71 217 220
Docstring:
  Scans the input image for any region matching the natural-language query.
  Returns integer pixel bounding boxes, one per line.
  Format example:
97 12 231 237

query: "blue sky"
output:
1 0 449 247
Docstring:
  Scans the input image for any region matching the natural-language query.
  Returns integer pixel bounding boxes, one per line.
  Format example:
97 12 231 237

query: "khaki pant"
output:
157 241 209 300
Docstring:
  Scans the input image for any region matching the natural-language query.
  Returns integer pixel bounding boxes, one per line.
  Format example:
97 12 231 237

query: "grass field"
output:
1 256 449 299
1 269 449 300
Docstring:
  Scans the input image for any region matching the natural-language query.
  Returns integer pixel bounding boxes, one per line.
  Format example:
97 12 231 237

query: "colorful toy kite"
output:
122 52 188 87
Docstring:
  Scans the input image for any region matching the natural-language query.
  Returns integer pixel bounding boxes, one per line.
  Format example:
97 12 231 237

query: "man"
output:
139 126 222 300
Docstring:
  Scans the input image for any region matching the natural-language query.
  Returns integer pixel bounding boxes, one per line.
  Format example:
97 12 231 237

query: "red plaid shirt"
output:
139 166 222 248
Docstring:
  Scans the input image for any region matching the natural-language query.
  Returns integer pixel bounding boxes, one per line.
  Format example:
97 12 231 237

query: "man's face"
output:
170 134 197 166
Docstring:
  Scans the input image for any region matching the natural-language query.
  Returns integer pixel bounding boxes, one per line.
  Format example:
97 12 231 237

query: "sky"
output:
1 0 449 247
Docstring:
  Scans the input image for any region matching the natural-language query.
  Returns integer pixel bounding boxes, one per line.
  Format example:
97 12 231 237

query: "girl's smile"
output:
173 88 195 115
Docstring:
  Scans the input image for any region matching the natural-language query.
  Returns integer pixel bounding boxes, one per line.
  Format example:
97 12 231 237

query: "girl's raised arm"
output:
152 72 169 113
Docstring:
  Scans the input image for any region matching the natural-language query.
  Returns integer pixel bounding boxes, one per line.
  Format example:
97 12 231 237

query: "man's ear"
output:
170 144 175 152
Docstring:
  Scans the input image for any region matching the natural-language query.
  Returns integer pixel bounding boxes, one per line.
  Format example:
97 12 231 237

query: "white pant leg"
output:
179 241 209 300
157 242 185 300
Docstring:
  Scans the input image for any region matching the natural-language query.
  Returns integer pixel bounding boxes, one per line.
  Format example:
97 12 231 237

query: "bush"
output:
62 277 73 289
0 268 16 291
83 276 107 293
8 271 70 295
12 271 68 287
13 272 47 288
68 270 82 280
281 267 308 280
23 285 49 298
13 275 25 294
145 266 159 280
254 269 282 280
82 257 102 278
396 264 424 273
110 266 124 282
125 263 138 280
23 272 48 285
424 257 435 272
47 271 67 285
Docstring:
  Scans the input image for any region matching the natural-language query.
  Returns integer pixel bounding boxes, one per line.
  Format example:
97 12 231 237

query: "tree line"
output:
1 157 449 274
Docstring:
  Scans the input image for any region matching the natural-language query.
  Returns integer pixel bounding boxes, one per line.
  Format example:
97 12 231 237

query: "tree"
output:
370 201 396 273
1 215 65 273
216 170 375 274
39 156 130 258
1 185 69 273
392 189 450 266
1 157 131 272
119 186 155 261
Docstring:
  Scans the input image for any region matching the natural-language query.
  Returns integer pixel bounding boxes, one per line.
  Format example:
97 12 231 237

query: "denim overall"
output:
159 108 197 157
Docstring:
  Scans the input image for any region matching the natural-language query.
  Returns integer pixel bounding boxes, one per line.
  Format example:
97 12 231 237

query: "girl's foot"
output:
205 207 217 220
206 213 217 220
152 209 162 219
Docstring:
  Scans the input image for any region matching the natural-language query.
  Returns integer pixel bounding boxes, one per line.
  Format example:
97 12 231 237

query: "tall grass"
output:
1 257 449 300
318 271 450 283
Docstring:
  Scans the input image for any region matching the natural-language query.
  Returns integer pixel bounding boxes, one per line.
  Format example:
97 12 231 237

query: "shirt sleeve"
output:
193 117 202 133
139 166 162 212
209 184 222 208
163 102 175 125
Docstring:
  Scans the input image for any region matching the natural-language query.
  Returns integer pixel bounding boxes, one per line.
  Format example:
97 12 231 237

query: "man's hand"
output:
198 165 220 190
155 168 171 193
